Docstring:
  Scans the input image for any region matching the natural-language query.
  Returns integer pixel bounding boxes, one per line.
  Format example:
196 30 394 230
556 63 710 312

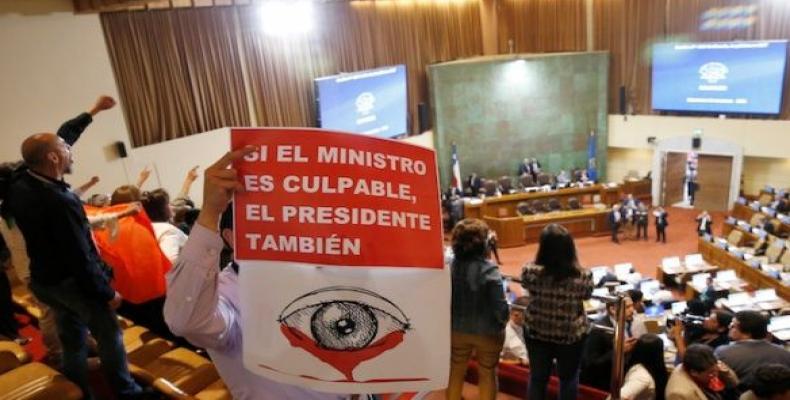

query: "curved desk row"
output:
485 207 611 248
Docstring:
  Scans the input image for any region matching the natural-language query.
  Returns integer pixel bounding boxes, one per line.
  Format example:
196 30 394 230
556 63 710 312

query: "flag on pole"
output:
587 130 598 182
451 143 462 194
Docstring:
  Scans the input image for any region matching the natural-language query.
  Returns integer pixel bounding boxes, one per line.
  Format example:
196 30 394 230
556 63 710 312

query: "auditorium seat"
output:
498 176 513 194
194 379 232 400
726 230 744 247
516 201 532 216
568 197 581 210
758 193 774 207
0 341 31 374
133 347 228 398
123 325 163 354
0 362 82 400
531 199 547 213
8 281 42 321
537 173 553 187
755 241 785 265
482 180 498 196
520 175 535 189
548 198 562 211
127 338 175 370
749 213 767 226
465 361 608 400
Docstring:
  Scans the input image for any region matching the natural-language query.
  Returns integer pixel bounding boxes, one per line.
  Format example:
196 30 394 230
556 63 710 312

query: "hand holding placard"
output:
197 146 255 232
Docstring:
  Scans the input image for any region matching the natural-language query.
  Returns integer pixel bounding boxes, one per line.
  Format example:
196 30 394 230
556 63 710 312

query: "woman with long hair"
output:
521 223 593 400
447 219 509 400
620 334 668 400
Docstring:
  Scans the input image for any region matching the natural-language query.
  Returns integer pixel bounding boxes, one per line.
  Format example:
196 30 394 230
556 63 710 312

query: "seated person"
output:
556 170 570 185
739 363 790 400
666 344 739 400
581 296 637 390
163 148 348 399
715 311 790 390
619 334 668 400
501 296 529 366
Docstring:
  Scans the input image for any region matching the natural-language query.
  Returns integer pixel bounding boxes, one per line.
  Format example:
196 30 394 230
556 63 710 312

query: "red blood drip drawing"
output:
278 286 412 381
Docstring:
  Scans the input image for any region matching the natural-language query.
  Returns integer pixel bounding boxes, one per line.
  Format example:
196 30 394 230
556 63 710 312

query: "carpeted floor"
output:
496 206 727 280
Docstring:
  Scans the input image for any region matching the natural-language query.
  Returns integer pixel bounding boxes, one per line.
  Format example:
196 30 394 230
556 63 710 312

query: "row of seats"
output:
516 197 582 215
4 268 231 400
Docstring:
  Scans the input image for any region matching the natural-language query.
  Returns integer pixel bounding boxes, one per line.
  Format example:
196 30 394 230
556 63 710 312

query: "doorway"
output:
661 152 687 206
695 154 733 212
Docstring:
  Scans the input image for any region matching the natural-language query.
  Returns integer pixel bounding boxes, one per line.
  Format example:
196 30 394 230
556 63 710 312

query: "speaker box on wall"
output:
115 141 128 158
692 137 701 149
417 102 431 133
618 86 627 115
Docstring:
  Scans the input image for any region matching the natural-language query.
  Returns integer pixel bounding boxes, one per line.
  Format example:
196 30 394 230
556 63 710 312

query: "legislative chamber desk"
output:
730 203 790 236
464 184 620 220
484 207 610 248
698 239 790 302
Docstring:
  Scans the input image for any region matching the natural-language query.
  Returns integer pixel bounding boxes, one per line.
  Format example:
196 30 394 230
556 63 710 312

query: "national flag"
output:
451 143 462 194
587 130 598 182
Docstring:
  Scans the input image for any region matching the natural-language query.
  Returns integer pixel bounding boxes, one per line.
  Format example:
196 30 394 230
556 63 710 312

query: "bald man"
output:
0 96 150 399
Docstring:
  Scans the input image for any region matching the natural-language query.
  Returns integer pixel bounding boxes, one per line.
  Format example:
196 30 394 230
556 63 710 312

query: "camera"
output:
667 314 704 328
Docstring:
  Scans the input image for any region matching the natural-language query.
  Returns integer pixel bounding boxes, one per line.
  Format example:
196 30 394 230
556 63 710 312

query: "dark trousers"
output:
0 268 19 339
656 226 666 243
31 279 141 400
610 225 619 243
526 336 587 400
636 223 648 240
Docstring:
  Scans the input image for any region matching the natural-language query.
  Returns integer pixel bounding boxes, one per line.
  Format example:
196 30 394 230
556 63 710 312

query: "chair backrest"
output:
568 197 581 209
516 201 532 215
548 198 561 211
758 193 773 207
531 199 546 213
766 242 785 264
537 173 553 186
727 230 743 246
781 249 790 267
520 174 535 188
498 176 513 193
750 213 767 226
482 180 497 196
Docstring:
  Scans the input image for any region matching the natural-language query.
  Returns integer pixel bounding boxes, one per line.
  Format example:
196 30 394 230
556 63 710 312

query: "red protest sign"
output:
231 128 443 269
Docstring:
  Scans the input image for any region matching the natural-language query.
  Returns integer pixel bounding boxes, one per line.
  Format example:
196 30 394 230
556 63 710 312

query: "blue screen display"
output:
315 65 408 138
652 41 788 114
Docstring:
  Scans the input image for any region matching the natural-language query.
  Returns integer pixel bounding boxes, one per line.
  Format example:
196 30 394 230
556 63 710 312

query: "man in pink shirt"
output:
163 147 349 400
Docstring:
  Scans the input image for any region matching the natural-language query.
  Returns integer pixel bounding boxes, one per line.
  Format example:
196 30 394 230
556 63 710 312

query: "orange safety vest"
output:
85 204 171 304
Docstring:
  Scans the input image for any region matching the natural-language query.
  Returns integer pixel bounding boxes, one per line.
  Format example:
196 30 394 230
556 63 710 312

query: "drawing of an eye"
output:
278 286 411 381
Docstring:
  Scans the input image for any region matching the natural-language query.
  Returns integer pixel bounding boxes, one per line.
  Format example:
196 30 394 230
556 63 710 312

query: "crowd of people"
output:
608 194 669 244
0 95 788 400
449 218 790 400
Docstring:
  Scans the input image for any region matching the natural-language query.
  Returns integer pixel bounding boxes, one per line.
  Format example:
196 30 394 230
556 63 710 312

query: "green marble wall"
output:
429 52 609 189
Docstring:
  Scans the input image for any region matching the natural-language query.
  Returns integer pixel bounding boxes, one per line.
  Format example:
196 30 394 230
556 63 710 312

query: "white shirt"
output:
620 364 656 400
152 222 188 264
501 321 528 362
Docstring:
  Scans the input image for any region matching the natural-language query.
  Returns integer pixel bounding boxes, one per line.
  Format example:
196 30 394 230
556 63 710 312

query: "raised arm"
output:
57 95 116 145
163 147 253 351
73 176 100 198
175 166 199 201
135 166 151 189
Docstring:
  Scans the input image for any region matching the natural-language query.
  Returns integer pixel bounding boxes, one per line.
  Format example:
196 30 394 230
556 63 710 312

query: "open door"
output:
696 154 733 211
662 151 686 206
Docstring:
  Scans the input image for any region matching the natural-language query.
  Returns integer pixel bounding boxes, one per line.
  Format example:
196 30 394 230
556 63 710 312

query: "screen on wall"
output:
651 41 788 114
315 65 408 138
